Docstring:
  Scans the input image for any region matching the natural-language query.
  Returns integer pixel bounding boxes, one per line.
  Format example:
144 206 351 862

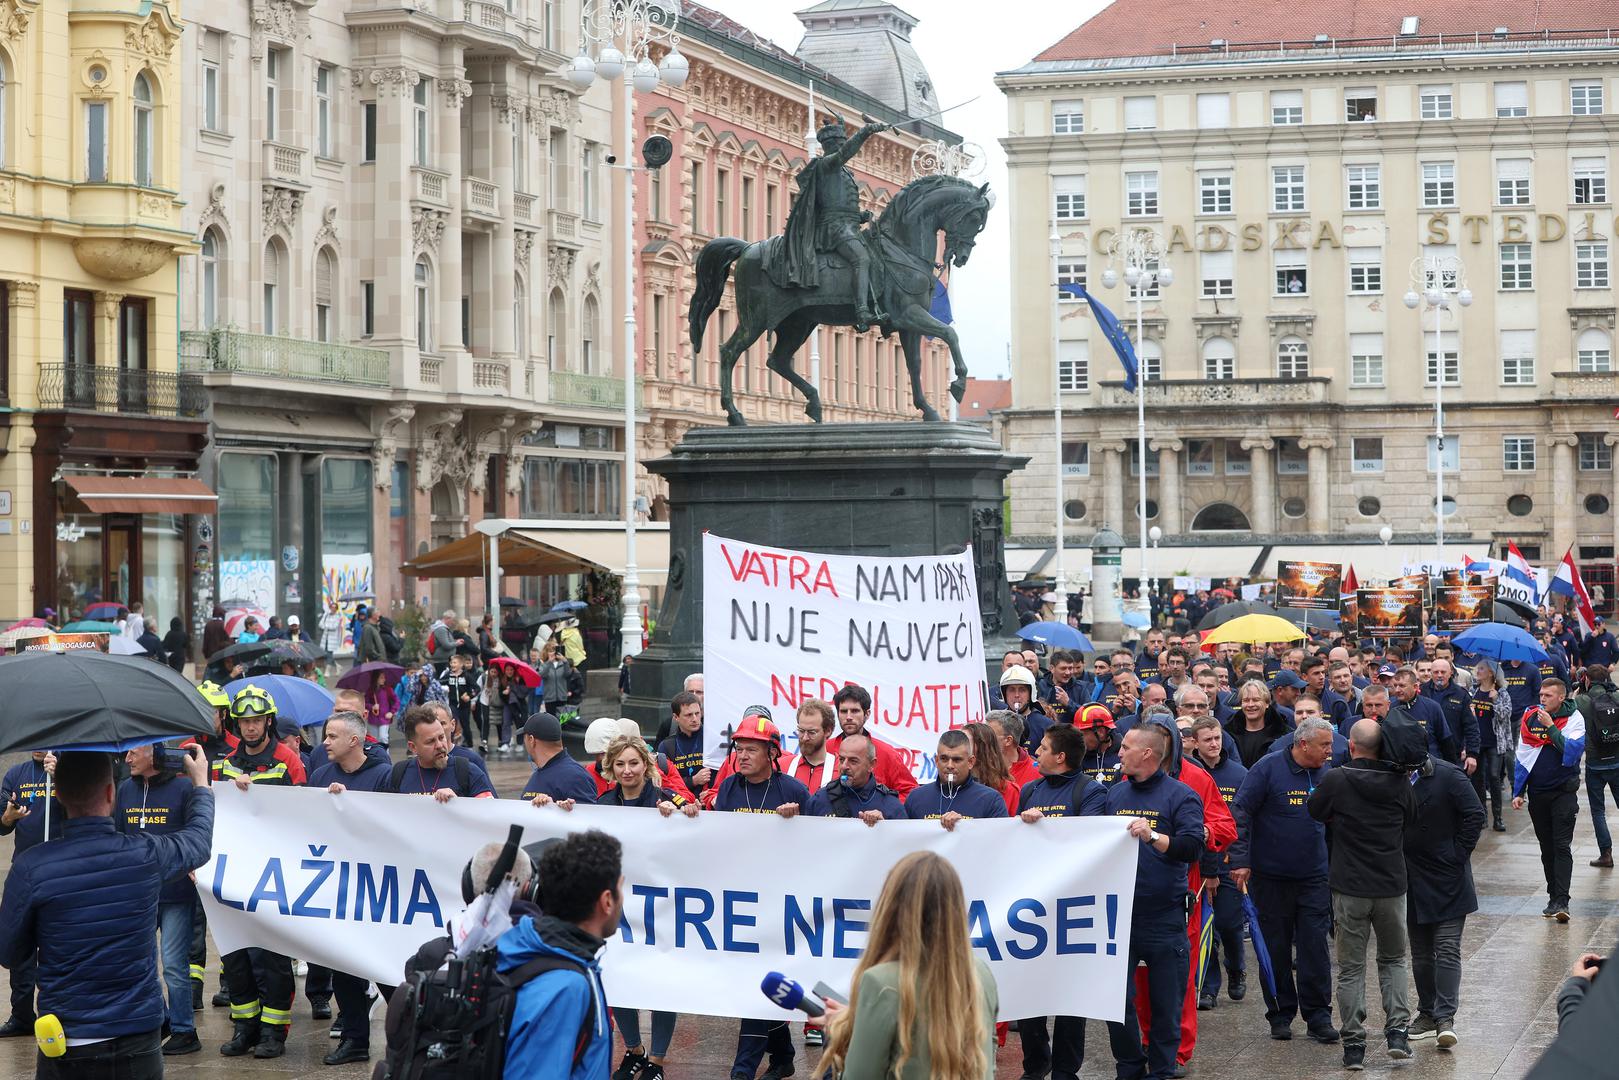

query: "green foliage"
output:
394 603 428 665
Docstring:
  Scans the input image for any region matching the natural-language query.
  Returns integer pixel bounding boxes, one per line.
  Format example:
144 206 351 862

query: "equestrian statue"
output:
688 115 992 426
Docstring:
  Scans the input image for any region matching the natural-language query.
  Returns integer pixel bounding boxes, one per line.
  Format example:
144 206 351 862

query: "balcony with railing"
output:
548 208 580 246
413 167 451 207
464 177 500 221
263 142 308 186
550 370 642 409
1550 370 1619 399
36 365 206 418
513 191 537 224
462 0 510 32
1097 377 1332 408
472 359 510 393
179 329 391 389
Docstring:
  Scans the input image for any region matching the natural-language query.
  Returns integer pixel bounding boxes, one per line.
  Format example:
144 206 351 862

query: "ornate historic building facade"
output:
998 3 1619 586
177 0 625 622
632 2 962 513
0 0 207 625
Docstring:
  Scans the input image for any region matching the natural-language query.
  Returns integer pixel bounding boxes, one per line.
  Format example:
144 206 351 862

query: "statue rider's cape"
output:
771 156 838 290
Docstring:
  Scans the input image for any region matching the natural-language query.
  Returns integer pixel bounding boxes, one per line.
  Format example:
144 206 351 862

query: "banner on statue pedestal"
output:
198 786 1141 1022
702 534 987 778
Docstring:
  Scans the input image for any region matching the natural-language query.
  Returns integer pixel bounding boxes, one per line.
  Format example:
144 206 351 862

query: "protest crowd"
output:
0 551 1616 1080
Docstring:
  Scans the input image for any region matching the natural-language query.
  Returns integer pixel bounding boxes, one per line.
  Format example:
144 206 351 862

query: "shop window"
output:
322 458 374 558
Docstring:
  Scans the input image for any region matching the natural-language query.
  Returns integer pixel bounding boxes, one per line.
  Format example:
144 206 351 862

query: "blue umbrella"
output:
1121 610 1151 629
1240 889 1278 1003
546 600 588 614
224 674 336 728
1016 621 1094 652
1452 623 1548 664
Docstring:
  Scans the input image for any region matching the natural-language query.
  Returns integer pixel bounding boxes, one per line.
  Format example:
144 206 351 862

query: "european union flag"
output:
930 277 953 324
1057 283 1138 392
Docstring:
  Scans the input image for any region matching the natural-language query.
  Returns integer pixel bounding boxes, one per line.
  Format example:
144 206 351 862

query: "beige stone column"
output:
1551 434 1579 559
1299 436 1335 534
1608 434 1619 561
1101 442 1126 533
1153 439 1184 535
1242 437 1276 534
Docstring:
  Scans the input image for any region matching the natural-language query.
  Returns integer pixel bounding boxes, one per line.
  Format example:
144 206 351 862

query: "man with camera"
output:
1513 677 1587 923
0 746 214 1079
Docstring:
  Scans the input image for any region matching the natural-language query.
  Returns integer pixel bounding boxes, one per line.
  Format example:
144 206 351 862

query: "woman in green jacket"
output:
820 851 999 1080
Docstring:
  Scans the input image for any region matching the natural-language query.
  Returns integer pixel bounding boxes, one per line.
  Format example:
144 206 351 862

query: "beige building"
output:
998 3 1619 588
176 0 627 629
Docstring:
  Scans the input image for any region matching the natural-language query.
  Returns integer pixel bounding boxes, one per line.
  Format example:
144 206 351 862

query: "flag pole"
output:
1050 225 1064 607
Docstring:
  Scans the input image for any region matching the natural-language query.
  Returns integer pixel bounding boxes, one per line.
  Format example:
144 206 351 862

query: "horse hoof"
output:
920 407 942 422
726 413 748 427
949 380 966 404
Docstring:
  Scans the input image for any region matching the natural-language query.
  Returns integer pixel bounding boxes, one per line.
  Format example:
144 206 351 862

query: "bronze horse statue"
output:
687 174 993 425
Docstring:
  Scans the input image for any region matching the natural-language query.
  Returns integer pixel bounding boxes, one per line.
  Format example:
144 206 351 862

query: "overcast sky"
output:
695 0 1109 379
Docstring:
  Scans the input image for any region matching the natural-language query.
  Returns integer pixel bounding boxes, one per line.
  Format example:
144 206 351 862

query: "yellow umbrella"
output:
1202 613 1306 646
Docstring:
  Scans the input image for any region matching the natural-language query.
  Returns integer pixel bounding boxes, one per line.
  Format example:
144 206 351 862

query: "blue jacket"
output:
904 776 1008 820
113 772 198 904
713 772 812 814
306 733 391 776
0 759 64 853
1197 750 1248 881
1423 679 1480 758
1270 727 1350 769
1320 687 1355 729
0 790 214 1038
517 753 600 804
498 914 611 1080
1398 693 1456 762
1502 661 1541 720
308 754 393 792
1230 747 1328 880
806 775 906 819
1103 769 1204 917
1017 769 1108 818
1583 630 1619 667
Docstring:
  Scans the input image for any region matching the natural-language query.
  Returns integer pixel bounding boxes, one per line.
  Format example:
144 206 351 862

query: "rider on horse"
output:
766 115 891 331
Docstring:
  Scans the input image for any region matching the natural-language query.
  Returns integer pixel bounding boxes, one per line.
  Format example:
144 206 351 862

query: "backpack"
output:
373 936 593 1080
1379 706 1431 771
388 756 474 796
1589 687 1619 759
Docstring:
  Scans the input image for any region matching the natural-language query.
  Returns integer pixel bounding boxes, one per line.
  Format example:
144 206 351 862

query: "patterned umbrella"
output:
1196 890 1215 994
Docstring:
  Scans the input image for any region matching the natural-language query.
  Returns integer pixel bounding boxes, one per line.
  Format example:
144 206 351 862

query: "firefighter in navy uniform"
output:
212 684 307 1059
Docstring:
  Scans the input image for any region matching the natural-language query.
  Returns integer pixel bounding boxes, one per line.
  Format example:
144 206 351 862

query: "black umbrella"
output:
0 650 215 753
262 639 331 665
207 640 272 666
499 596 526 608
1197 600 1286 631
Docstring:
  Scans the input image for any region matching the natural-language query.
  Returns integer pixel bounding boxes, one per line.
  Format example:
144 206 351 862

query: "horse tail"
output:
689 238 748 352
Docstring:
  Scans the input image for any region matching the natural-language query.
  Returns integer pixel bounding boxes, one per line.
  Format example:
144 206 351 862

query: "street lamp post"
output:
1100 227 1171 613
1403 255 1472 568
568 0 688 662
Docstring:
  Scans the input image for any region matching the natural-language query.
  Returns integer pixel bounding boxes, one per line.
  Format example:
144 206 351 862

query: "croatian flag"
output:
1549 548 1599 635
1504 542 1539 597
1513 704 1586 798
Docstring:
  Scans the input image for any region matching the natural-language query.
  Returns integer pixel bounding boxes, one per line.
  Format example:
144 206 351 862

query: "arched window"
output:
548 288 566 368
514 276 527 361
1578 327 1613 373
1202 336 1235 380
314 247 337 342
0 52 8 170
133 73 155 187
1276 335 1310 378
262 238 286 335
1191 502 1252 531
1139 338 1163 382
200 228 223 328
581 294 599 374
414 258 432 351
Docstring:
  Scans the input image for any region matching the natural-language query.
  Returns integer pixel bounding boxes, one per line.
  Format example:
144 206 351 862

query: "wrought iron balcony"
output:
549 370 642 409
36 364 206 418
179 329 391 388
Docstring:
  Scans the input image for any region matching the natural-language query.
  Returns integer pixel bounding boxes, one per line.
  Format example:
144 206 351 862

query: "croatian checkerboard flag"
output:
1504 542 1539 597
1513 701 1586 798
1549 548 1598 635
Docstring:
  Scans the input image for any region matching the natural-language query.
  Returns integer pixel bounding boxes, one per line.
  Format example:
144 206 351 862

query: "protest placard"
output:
11 632 109 654
702 533 987 777
199 786 1141 1023
1276 560 1342 611
1357 588 1424 640
1434 584 1494 632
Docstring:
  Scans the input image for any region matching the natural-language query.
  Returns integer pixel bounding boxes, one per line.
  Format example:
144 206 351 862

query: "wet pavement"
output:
0 745 1613 1079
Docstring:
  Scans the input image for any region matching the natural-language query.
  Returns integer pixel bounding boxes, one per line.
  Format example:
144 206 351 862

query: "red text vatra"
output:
720 543 839 597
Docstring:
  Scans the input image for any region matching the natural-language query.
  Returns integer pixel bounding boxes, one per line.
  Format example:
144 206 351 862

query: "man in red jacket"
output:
823 684 918 800
1132 714 1237 1069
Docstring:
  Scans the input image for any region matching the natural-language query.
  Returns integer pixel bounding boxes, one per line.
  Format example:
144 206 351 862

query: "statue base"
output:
623 422 1028 729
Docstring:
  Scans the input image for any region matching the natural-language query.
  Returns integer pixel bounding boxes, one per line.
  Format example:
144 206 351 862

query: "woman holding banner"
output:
598 732 694 1080
820 851 998 1080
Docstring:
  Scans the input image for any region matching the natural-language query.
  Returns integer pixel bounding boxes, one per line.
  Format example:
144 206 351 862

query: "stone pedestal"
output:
623 422 1028 728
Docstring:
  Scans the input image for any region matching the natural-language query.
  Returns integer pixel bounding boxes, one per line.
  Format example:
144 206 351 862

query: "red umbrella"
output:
1210 587 1236 600
487 656 541 688
4 618 48 632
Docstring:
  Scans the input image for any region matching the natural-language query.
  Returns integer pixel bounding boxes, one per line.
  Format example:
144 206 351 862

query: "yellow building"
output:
0 0 207 626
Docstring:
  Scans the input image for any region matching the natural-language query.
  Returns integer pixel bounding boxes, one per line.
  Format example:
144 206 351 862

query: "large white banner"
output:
701 533 988 777
200 786 1139 1022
